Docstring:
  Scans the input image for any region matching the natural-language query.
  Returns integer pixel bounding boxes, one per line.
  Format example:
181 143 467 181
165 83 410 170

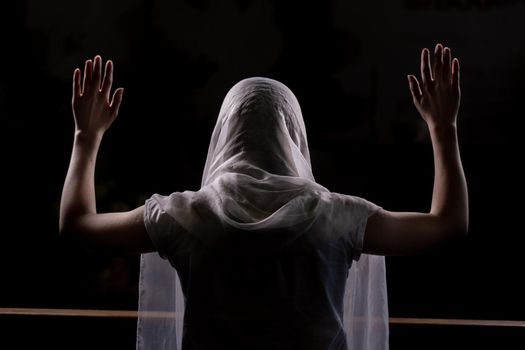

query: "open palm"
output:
72 55 123 137
408 44 460 128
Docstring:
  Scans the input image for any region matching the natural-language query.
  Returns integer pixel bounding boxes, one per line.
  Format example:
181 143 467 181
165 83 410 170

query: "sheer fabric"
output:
137 77 388 349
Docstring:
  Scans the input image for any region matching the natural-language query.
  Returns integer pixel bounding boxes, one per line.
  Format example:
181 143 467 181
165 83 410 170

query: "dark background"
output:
1 0 524 348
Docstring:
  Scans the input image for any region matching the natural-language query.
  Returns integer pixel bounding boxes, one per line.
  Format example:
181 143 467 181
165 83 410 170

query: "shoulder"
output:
322 191 381 216
310 191 381 238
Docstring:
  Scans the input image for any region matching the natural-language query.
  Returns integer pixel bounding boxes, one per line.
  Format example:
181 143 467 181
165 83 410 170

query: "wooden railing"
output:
1 308 524 327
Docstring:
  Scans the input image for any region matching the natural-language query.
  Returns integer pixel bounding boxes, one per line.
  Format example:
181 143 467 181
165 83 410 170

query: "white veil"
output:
137 77 388 349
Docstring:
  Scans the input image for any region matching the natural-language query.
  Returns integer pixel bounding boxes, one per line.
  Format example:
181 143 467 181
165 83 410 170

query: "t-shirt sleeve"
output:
338 194 382 262
143 193 193 263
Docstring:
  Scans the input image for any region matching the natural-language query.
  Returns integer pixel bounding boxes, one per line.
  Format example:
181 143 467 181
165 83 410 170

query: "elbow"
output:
58 218 93 253
439 204 470 240
59 213 101 251
58 215 83 242
451 221 469 239
58 218 69 237
430 212 469 243
460 217 469 237
59 212 76 237
58 219 76 241
443 216 469 241
455 209 470 238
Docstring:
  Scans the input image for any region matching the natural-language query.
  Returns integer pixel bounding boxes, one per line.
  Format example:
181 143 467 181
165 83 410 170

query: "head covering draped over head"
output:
137 78 388 350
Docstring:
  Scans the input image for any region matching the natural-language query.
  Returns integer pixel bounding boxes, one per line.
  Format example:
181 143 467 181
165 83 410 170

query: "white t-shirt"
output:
144 190 380 350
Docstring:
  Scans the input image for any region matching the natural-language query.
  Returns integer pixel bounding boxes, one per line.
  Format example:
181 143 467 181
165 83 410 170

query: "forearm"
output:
428 123 469 234
59 132 102 233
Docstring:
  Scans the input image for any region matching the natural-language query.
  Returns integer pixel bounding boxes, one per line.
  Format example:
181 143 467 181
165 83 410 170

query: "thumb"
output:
110 88 124 118
407 75 422 106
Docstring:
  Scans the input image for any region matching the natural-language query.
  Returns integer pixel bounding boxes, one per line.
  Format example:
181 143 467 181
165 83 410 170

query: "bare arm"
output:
363 44 468 255
59 56 155 255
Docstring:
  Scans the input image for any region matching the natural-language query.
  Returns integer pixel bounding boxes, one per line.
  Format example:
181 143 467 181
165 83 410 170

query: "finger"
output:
101 60 113 99
72 68 81 101
93 55 102 91
443 47 452 84
110 88 124 118
82 59 93 93
452 58 460 92
433 43 443 81
407 75 422 105
420 48 432 86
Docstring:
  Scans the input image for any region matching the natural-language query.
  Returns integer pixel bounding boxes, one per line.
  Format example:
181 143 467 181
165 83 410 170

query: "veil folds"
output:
137 77 388 349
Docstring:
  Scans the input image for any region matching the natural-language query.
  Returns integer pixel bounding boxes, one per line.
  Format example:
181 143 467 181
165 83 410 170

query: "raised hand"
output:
408 44 460 128
72 55 124 137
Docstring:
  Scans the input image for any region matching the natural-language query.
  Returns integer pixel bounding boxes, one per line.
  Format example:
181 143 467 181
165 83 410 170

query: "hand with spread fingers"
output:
72 55 124 138
408 43 460 128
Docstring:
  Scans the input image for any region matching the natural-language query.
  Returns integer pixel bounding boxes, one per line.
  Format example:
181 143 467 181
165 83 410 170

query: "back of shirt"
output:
182 230 356 349
144 190 377 350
